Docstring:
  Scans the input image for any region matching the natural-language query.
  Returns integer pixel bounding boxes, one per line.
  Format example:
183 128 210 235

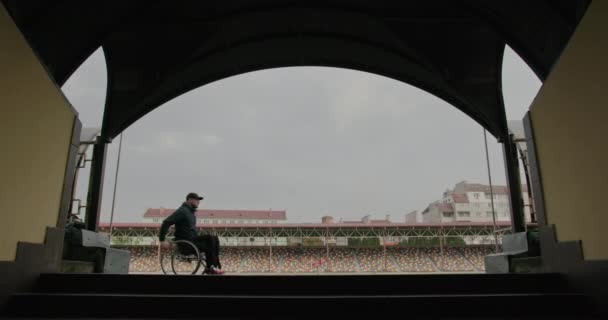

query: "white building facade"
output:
422 181 532 224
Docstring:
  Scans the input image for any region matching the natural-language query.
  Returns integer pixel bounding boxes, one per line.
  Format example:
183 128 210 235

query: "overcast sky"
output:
62 47 541 223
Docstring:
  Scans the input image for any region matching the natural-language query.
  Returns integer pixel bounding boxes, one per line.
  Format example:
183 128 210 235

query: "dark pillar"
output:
503 133 526 233
85 136 110 231
523 112 547 226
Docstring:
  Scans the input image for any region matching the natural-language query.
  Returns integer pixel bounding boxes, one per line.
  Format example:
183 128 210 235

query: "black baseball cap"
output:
186 192 204 200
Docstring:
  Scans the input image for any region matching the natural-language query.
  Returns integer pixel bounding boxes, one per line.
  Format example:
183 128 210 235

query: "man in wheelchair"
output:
159 192 225 275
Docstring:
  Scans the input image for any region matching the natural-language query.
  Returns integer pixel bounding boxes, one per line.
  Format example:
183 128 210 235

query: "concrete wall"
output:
529 0 608 260
0 4 76 261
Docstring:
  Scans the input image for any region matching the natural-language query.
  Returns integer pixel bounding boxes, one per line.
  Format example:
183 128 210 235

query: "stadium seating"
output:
325 248 359 272
127 246 160 273
427 247 475 272
459 246 493 271
389 247 436 272
280 248 324 273
357 248 399 272
122 245 492 273
240 248 280 273
221 247 247 272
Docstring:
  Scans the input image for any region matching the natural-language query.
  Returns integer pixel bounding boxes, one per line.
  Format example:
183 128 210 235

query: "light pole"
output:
109 133 124 240
484 129 499 252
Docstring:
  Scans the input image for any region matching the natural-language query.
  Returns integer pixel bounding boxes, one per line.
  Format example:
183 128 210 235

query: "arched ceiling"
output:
2 0 590 139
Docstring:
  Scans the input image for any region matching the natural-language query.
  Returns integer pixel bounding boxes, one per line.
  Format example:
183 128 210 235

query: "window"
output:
457 211 470 218
442 212 454 218
473 193 480 199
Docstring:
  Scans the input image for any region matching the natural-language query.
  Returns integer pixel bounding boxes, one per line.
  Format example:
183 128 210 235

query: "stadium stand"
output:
123 245 495 273
280 248 323 273
222 247 247 272
459 246 497 271
127 246 159 273
240 248 281 273
427 247 475 272
357 248 399 272
389 247 436 272
325 248 359 272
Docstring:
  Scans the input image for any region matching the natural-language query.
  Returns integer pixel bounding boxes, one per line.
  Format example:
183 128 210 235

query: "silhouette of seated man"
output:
159 192 224 274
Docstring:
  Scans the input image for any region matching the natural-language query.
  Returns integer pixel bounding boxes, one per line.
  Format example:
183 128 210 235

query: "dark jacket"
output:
159 202 197 241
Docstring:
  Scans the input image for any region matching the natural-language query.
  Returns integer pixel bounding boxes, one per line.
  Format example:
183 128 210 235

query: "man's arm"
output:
159 210 182 241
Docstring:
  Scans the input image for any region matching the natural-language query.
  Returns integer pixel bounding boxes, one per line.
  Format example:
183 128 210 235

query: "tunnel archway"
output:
101 7 507 139
2 0 590 235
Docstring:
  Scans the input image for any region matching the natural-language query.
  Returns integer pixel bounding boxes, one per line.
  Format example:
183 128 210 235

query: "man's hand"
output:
157 240 170 256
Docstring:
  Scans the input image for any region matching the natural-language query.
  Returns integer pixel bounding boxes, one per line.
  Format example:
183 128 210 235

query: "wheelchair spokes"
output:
171 253 199 274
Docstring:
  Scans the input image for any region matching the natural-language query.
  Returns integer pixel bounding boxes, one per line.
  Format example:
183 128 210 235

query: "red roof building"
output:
142 208 287 222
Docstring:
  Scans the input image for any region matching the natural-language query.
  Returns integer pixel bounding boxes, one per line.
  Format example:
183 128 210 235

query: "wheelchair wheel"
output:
159 240 206 275
159 244 173 275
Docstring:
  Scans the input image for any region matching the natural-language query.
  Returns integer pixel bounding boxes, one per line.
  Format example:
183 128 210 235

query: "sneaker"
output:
210 266 225 275
203 266 225 275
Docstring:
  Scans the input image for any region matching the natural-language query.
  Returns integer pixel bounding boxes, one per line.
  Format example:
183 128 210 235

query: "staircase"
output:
60 260 95 273
1 273 599 319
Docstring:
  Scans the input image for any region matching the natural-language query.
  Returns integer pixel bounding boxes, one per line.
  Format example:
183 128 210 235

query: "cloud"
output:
200 134 222 146
328 71 425 135
330 74 376 134
139 132 224 153
159 132 182 149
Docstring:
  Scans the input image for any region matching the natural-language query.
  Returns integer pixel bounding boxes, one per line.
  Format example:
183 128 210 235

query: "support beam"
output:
523 112 547 226
502 134 526 233
85 136 110 231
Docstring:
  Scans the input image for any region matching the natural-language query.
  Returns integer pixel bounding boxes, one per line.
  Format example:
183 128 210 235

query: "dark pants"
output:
192 234 222 269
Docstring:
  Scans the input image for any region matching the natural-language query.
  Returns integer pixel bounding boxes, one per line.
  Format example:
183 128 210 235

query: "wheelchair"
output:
159 238 207 275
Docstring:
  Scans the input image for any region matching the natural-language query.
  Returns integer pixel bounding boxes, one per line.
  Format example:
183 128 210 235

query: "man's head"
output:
186 192 203 208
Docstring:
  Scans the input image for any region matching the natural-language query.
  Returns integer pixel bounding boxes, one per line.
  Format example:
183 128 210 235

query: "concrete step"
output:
511 256 544 273
4 292 597 318
60 260 95 273
33 273 573 295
